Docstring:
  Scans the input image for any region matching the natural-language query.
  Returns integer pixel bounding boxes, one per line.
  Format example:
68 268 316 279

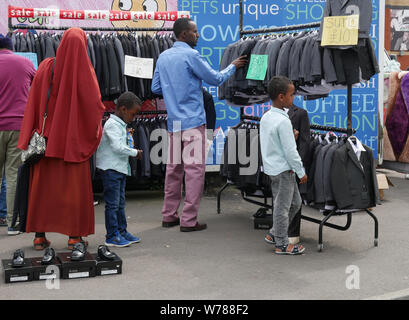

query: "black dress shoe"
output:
41 248 55 265
12 249 25 268
97 245 117 261
180 222 207 232
71 242 86 261
162 217 180 228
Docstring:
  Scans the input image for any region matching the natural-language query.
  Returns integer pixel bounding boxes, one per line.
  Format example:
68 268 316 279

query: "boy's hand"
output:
293 129 299 140
136 149 143 160
299 175 308 184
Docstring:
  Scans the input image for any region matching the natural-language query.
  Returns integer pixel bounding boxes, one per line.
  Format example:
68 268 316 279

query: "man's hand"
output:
299 175 308 184
136 149 143 160
232 55 247 69
293 129 299 140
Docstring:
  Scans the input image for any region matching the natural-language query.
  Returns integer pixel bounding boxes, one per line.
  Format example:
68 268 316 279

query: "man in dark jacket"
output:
286 104 310 244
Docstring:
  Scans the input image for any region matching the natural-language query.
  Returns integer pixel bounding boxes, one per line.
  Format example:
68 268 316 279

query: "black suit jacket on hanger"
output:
287 104 311 170
330 142 380 210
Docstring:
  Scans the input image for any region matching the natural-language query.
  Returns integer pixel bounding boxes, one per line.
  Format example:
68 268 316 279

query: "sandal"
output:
275 244 305 255
68 237 88 250
33 237 51 251
264 232 275 245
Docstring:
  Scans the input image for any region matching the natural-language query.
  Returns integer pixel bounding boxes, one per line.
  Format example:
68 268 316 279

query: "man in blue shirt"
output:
152 18 246 232
260 76 308 255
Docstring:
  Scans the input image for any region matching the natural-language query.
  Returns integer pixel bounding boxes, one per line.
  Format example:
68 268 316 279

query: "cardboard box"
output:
376 173 394 200
57 252 96 279
2 259 33 284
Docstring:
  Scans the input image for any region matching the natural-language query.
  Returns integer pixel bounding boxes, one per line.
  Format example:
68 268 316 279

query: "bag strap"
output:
40 59 56 136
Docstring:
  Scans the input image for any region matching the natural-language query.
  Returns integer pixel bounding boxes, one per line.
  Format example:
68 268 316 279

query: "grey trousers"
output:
269 171 302 247
0 131 22 227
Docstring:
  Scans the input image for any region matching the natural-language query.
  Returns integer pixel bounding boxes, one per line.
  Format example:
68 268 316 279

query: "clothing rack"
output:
8 18 173 32
217 0 378 252
138 110 167 115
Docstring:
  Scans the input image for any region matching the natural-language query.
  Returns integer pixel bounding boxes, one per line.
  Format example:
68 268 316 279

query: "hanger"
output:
398 71 409 80
349 136 357 145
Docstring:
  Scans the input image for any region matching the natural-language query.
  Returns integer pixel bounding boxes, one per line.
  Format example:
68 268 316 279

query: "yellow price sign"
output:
321 14 359 46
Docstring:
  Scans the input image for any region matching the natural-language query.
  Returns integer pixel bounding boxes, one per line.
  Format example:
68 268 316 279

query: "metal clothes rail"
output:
217 0 378 252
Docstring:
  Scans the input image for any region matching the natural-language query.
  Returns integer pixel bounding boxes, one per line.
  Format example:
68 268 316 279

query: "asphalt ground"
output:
0 169 409 300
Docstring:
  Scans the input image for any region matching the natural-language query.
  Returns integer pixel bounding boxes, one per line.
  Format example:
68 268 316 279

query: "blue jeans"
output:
0 175 6 219
100 169 127 240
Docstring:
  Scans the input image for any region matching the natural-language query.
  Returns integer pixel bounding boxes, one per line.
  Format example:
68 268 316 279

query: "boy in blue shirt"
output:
96 92 143 247
260 76 308 255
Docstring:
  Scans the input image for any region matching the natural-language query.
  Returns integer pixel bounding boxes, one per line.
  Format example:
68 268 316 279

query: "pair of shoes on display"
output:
105 231 140 247
0 217 7 227
33 236 51 251
67 237 88 250
8 224 21 236
98 245 117 261
180 222 207 232
162 217 180 228
12 249 24 268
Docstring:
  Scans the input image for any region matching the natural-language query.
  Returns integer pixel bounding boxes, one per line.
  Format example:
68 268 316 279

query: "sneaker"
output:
121 231 140 244
105 234 131 247
8 225 21 236
0 217 7 227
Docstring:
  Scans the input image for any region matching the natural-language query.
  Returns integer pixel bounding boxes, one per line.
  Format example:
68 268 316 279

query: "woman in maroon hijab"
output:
18 28 105 250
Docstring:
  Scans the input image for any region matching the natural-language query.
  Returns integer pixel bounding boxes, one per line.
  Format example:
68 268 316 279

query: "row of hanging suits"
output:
218 30 379 106
306 133 380 211
219 121 380 212
11 31 176 101
220 121 271 197
129 116 168 180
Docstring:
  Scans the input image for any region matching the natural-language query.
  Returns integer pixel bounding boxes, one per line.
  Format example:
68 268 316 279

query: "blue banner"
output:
15 52 39 70
178 0 380 163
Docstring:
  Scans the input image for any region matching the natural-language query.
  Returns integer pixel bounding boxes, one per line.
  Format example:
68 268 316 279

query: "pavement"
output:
0 169 409 300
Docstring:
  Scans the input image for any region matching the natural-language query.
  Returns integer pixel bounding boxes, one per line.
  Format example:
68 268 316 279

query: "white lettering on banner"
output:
61 10 84 20
84 10 109 21
124 55 154 79
9 6 34 18
110 11 131 21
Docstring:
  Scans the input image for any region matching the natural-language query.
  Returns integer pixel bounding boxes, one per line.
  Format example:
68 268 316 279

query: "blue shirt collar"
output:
173 41 193 49
110 114 126 127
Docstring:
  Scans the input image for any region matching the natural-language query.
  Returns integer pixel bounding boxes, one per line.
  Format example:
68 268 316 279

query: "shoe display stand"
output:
254 215 273 230
29 257 61 281
92 254 122 276
2 259 34 284
2 251 123 283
